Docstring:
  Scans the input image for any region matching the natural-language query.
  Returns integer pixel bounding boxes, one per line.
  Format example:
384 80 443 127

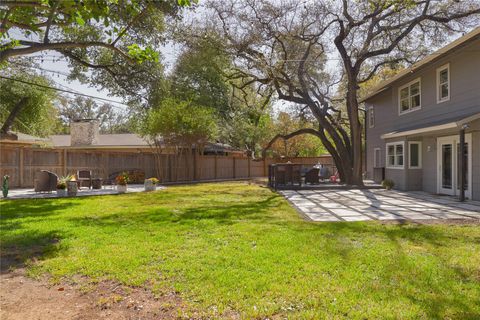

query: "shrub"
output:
56 182 67 190
56 175 72 190
382 179 395 190
146 177 159 185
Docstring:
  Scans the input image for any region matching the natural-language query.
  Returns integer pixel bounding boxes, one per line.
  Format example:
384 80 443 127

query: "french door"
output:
437 134 472 198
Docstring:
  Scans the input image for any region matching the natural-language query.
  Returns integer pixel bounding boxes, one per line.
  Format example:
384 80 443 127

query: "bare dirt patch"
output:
0 269 188 320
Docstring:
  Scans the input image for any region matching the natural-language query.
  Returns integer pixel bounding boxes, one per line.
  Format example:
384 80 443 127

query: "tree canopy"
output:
0 0 195 103
142 97 218 150
56 96 129 134
206 0 480 184
0 65 58 137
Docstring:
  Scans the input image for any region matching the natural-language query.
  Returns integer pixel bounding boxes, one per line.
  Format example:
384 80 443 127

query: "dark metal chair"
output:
77 170 92 189
34 170 58 193
305 168 320 184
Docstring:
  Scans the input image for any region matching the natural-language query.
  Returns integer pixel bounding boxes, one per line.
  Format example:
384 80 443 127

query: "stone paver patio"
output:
3 184 165 200
280 189 480 222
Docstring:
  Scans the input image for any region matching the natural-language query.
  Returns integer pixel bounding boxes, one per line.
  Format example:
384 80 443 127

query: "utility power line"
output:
0 75 130 108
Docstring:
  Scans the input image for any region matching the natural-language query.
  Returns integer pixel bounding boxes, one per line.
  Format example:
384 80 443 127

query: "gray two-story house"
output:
363 28 480 201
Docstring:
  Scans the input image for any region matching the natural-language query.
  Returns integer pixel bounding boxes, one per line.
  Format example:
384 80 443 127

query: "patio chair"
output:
34 170 58 193
305 168 320 184
274 166 286 187
319 166 330 183
77 170 92 189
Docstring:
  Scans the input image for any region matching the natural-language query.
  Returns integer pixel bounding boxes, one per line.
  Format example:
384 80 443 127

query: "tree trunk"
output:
1 97 28 135
346 86 364 186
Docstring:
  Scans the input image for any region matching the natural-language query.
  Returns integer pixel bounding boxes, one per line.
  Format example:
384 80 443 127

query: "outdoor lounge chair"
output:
34 170 58 193
77 170 92 189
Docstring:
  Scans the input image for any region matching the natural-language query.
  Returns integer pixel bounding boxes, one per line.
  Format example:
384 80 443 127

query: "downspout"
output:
359 106 367 179
459 124 468 202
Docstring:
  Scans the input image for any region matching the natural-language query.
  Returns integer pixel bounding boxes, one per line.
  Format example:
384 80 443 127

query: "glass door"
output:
439 141 454 195
437 134 472 198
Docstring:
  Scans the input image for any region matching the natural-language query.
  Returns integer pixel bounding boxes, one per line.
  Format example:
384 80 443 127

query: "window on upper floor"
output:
408 141 422 169
386 142 404 169
368 107 375 128
436 63 450 103
398 78 421 114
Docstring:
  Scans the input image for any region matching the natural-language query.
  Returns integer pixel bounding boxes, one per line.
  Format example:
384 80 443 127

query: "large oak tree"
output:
207 0 479 185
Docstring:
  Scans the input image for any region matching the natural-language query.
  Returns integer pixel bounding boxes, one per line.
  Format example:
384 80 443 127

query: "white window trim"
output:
368 106 375 128
386 141 405 169
398 78 421 115
373 147 381 168
436 63 450 104
408 141 422 169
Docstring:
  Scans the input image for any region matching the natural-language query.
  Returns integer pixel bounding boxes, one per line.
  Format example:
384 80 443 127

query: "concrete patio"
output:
3 184 165 200
280 189 480 222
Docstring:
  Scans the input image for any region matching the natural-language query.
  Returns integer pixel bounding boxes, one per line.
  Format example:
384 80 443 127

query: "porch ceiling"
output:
381 112 480 139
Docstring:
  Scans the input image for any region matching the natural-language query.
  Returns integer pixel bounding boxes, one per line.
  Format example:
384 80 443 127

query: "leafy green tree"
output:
210 0 479 185
0 68 58 137
141 97 218 181
169 35 232 117
143 98 218 149
220 85 273 158
266 112 327 158
0 0 194 128
56 96 129 134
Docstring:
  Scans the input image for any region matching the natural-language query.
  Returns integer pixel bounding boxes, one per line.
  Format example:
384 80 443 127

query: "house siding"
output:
471 119 480 201
365 36 480 199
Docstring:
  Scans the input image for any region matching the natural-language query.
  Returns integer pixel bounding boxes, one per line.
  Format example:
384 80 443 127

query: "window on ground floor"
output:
386 142 404 169
368 107 375 128
408 141 422 169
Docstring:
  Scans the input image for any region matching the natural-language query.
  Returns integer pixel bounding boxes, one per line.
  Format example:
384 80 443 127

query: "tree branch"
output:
261 128 321 158
0 40 133 63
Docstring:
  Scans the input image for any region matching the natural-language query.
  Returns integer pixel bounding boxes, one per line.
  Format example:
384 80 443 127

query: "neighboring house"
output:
363 28 480 201
48 119 243 156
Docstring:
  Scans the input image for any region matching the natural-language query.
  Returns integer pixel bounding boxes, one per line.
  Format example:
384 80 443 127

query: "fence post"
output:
248 157 251 178
214 155 217 180
193 150 197 181
193 152 199 181
102 152 108 179
62 148 67 176
263 158 267 177
233 157 236 179
19 147 24 187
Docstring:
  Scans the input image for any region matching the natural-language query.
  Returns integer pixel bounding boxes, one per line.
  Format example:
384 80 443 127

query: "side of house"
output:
364 29 480 200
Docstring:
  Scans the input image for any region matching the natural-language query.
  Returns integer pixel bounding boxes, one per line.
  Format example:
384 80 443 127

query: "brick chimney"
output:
70 119 99 146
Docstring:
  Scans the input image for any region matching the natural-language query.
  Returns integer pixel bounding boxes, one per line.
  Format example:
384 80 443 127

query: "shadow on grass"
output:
309 222 480 318
0 198 79 222
1 186 478 318
0 229 63 273
66 194 284 229
0 199 77 273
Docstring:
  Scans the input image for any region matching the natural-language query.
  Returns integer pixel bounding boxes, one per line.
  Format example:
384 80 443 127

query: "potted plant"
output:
2 175 9 198
382 179 395 190
56 181 67 196
116 172 129 194
57 175 71 197
144 177 159 191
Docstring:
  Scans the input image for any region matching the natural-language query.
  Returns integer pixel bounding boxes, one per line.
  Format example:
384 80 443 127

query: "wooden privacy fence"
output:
0 143 333 188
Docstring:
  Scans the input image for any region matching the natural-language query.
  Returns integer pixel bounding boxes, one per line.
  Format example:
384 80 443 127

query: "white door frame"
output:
436 134 472 198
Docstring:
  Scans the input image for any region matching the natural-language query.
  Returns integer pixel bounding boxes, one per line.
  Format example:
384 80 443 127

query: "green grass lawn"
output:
1 182 479 319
